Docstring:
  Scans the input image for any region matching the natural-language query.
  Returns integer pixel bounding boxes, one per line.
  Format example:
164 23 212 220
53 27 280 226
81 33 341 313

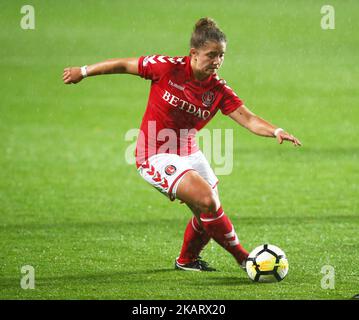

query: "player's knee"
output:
198 194 217 215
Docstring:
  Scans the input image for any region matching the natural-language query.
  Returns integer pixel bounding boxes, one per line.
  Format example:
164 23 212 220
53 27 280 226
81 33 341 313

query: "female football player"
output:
63 17 301 272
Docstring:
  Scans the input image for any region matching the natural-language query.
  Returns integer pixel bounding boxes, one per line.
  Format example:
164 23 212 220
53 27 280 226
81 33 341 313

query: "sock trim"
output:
200 211 224 222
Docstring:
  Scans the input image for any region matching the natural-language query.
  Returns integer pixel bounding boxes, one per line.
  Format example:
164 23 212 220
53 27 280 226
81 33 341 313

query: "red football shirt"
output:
135 55 243 167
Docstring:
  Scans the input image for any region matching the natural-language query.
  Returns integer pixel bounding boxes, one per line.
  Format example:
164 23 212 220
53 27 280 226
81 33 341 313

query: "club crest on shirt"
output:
202 91 215 108
165 165 177 176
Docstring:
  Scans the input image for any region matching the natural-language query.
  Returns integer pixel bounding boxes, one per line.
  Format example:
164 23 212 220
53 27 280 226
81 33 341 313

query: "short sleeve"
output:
219 84 243 115
138 55 174 81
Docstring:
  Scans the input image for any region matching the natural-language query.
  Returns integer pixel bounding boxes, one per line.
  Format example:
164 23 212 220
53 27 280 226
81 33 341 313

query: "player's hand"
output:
63 67 83 84
277 131 302 146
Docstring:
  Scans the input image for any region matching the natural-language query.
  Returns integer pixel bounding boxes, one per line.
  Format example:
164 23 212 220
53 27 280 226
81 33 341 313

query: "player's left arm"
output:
228 105 302 146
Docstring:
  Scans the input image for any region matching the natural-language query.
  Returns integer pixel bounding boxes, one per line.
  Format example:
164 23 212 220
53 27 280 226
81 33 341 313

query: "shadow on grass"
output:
196 276 254 286
0 218 186 232
0 268 174 288
2 214 357 233
0 268 254 289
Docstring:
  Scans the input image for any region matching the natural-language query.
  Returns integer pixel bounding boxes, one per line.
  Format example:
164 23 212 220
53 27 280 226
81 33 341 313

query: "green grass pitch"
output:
1 0 358 299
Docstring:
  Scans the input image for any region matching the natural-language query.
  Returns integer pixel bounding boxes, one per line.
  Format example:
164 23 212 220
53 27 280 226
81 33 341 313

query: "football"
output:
246 244 289 282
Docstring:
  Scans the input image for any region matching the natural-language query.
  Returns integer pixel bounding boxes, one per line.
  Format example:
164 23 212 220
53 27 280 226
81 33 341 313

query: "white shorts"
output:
137 151 219 201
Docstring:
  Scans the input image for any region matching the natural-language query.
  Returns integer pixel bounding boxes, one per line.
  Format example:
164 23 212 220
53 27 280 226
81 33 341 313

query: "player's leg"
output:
176 203 211 268
137 154 214 270
176 170 249 268
137 152 248 270
175 170 219 213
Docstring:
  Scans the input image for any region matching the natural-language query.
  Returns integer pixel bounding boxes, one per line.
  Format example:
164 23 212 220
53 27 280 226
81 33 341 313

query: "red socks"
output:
200 207 249 265
178 206 249 265
177 216 210 265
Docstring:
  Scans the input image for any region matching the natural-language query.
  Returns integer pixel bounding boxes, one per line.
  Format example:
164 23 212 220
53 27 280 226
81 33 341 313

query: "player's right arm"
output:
63 58 139 84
